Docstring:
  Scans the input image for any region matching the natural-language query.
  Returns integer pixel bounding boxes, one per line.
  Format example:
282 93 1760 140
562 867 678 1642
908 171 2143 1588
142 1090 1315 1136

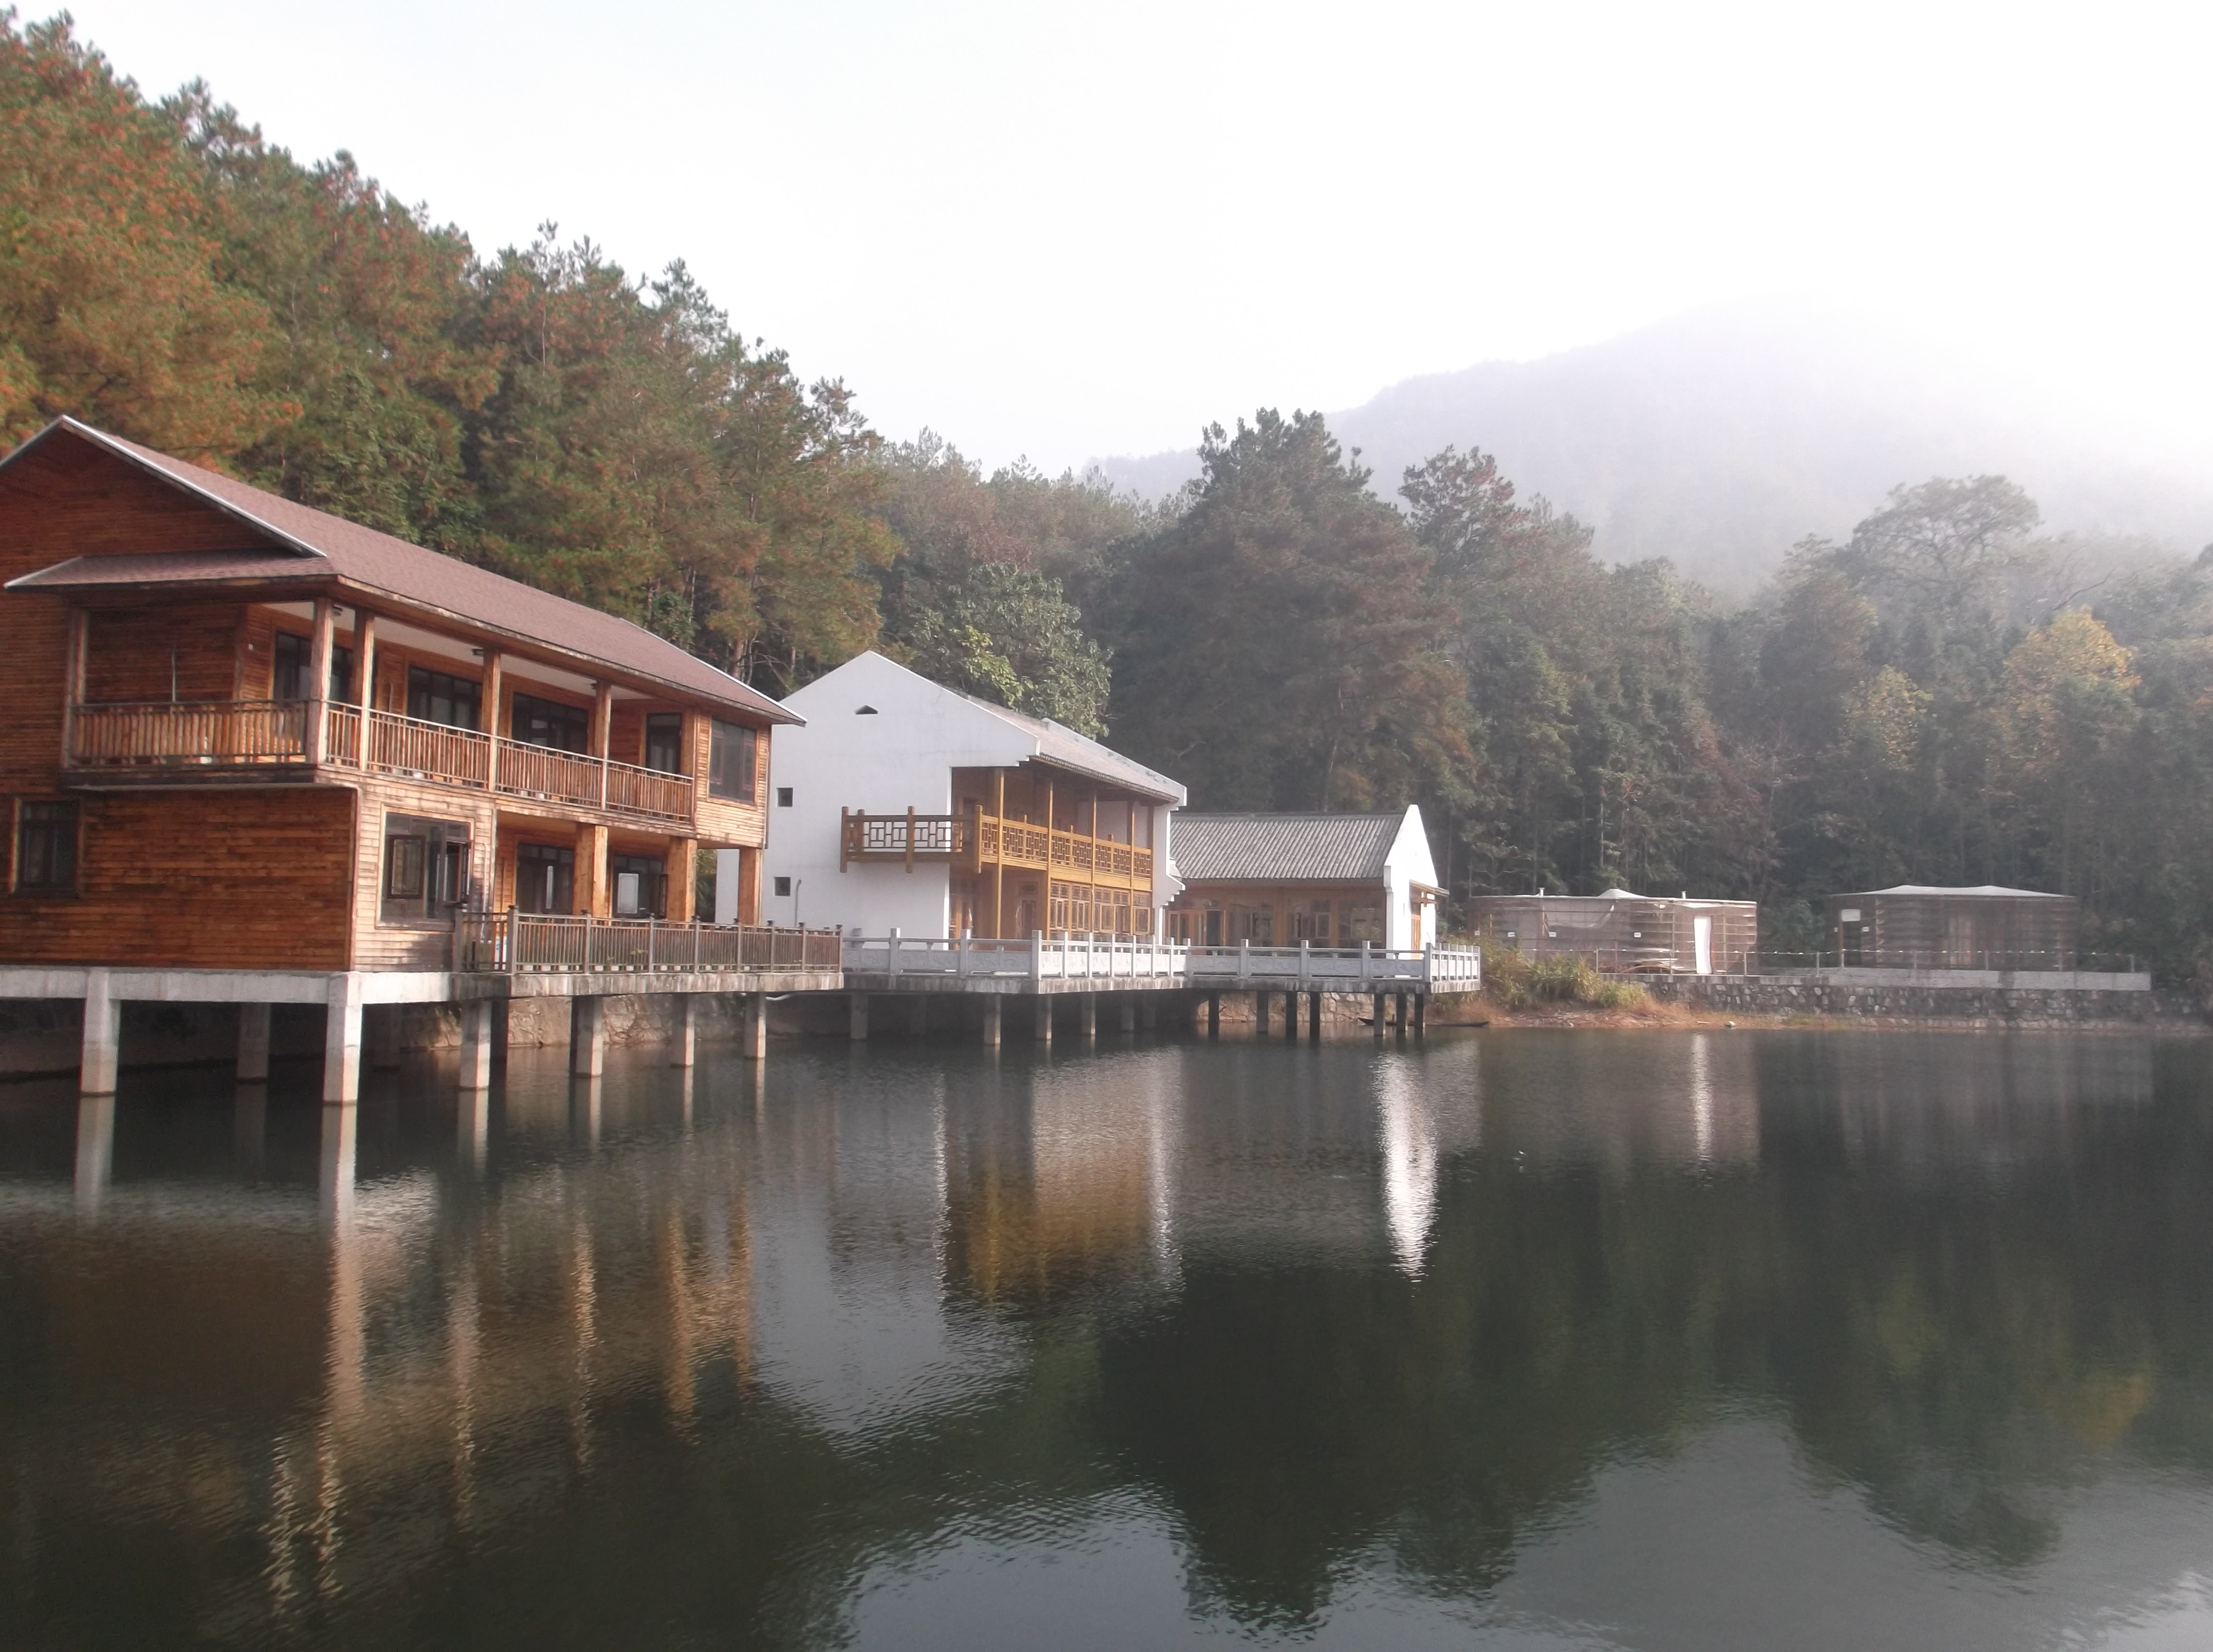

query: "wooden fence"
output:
455 911 843 974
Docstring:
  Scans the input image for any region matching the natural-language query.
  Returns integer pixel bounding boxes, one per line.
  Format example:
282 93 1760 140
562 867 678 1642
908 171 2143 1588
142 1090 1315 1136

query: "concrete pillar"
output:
367 1004 401 1069
672 994 698 1068
1413 994 1427 1037
233 1084 267 1175
459 1000 495 1091
980 994 1002 1047
1394 991 1408 1035
323 972 366 1105
1256 991 1270 1033
574 1075 603 1146
745 993 769 1059
79 968 120 1095
849 992 870 1041
1080 994 1097 1041
571 996 606 1078
1034 994 1054 1045
237 1001 272 1081
458 1086 489 1173
73 1093 114 1214
1206 993 1220 1039
1285 991 1299 1041
1119 995 1136 1033
1373 991 1387 1039
318 1101 357 1223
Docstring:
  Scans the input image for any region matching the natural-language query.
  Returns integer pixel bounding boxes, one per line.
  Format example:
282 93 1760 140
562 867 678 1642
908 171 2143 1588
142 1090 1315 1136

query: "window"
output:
773 875 792 898
708 719 757 802
611 853 667 918
381 813 471 923
512 692 589 753
1340 904 1383 945
14 801 77 894
776 787 793 808
274 632 354 701
516 843 574 915
1290 901 1332 944
644 713 684 774
407 666 481 730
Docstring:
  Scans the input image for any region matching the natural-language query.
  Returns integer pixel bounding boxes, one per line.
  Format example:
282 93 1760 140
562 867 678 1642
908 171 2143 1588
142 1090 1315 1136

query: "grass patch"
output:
1484 947 1653 1012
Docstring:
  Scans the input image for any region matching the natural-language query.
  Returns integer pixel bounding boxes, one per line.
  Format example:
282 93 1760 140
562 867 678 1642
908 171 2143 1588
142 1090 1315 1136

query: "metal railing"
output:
1753 947 2134 973
67 699 309 765
841 934 1482 990
456 911 843 974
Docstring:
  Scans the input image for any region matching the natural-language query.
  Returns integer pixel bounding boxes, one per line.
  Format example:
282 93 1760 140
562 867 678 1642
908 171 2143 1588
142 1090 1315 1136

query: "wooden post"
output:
306 597 335 766
840 807 851 873
481 647 503 791
664 838 697 923
61 606 88 766
592 680 614 807
355 612 378 705
574 823 610 918
990 770 1007 937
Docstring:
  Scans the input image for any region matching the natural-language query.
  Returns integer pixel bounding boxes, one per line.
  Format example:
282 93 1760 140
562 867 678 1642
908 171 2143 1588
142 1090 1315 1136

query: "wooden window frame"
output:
708 719 758 802
12 799 81 897
381 812 472 927
511 690 591 754
643 712 685 775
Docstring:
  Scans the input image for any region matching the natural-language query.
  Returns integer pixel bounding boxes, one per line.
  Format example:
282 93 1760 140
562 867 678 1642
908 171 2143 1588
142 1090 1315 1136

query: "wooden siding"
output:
690 710 767 849
1168 879 1395 947
0 788 355 969
83 604 240 703
349 776 501 972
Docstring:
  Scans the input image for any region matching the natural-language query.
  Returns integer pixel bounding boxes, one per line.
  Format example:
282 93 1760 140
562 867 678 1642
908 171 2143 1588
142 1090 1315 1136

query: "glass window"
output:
407 666 481 730
274 633 353 701
381 813 470 923
708 719 757 802
515 843 574 915
1340 904 1383 944
14 801 78 894
610 853 667 918
644 713 684 774
512 692 590 753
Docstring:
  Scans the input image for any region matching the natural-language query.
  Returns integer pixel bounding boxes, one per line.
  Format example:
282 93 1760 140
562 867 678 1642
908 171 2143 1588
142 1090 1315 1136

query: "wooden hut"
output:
1825 886 2078 970
1465 889 1758 974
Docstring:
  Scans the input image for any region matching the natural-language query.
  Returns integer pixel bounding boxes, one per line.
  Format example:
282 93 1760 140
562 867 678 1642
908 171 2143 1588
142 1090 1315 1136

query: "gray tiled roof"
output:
1172 813 1401 883
3 419 799 724
955 692 1185 802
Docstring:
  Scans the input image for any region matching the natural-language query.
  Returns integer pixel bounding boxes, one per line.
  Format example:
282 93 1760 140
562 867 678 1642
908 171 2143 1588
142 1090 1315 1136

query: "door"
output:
1693 914 1713 976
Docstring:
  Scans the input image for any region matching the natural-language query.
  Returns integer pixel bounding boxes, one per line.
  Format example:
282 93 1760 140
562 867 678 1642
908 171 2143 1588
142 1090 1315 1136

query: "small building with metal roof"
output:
1825 885 2079 971
1162 807 1440 952
1465 890 1758 974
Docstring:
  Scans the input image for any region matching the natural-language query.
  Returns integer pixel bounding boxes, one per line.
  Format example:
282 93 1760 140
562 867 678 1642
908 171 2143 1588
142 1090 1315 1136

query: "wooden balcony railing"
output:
65 700 697 828
68 700 310 766
455 910 841 974
842 807 1155 887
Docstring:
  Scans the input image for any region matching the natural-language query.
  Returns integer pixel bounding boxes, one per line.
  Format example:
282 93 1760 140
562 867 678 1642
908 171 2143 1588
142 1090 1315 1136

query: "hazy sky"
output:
60 0 2213 473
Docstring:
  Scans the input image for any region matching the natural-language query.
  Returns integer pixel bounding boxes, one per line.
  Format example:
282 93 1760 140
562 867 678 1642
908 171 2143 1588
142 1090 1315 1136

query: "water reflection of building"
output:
1472 1032 1763 1172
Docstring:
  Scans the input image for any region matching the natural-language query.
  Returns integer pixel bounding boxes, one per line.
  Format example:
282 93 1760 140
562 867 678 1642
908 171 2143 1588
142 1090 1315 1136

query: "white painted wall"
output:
759 653 1055 937
1381 804 1440 952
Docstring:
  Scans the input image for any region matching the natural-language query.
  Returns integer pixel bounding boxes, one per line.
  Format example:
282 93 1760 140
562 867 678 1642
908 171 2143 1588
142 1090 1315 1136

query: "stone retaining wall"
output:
1636 974 2205 1029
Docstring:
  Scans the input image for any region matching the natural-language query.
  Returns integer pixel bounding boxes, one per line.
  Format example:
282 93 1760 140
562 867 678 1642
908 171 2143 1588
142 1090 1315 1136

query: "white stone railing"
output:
840 935 1481 990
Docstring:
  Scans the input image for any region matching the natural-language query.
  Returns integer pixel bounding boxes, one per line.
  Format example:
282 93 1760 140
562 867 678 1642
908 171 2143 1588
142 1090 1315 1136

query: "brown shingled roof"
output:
0 419 800 725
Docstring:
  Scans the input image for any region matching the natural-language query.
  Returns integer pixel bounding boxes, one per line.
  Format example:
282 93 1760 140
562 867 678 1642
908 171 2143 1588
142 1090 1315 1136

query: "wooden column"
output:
60 607 87 765
354 612 377 704
665 838 697 923
306 598 335 766
481 648 503 790
575 823 610 918
737 845 762 925
990 770 1007 938
592 680 614 808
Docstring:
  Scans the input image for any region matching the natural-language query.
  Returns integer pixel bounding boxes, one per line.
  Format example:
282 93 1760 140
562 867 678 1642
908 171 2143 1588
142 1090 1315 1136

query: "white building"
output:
728 652 1185 938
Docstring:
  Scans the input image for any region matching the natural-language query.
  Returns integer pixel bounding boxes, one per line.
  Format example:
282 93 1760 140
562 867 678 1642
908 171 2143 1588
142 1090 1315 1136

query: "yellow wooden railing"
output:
840 807 1153 887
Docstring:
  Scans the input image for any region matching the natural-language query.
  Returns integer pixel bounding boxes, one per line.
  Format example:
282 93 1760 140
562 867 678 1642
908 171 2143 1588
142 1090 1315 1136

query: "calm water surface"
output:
4 1029 2213 1649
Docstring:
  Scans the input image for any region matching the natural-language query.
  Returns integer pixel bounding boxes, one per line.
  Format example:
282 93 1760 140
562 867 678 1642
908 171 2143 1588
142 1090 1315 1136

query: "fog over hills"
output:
1095 304 2213 595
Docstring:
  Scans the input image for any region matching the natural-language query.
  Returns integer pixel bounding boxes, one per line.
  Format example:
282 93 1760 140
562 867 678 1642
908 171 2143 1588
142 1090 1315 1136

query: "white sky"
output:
57 0 2213 473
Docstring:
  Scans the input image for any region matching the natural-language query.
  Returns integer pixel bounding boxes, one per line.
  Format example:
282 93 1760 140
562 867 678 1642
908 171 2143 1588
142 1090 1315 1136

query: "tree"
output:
899 560 1112 734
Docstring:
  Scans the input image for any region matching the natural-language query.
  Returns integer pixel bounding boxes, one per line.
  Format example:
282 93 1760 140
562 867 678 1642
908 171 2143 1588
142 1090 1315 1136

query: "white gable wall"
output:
746 653 1044 936
1381 805 1439 951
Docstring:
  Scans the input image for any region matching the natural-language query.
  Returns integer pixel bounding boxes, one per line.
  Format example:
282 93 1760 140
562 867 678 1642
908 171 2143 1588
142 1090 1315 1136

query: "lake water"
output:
3 1028 2212 1649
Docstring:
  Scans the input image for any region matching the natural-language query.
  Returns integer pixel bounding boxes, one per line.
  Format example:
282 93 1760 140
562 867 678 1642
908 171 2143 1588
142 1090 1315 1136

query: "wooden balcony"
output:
840 807 1155 889
456 911 841 974
65 700 695 828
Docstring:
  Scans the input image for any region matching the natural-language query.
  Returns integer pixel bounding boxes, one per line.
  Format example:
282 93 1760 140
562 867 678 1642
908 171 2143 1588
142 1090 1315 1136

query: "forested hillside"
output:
5 16 2210 981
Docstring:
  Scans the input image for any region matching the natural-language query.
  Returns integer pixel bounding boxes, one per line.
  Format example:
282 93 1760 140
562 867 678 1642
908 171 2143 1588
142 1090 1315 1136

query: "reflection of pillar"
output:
849 992 869 1041
909 995 930 1035
73 1092 114 1214
237 1001 272 1081
79 968 120 1095
318 1102 357 1224
1413 994 1425 1037
745 993 768 1059
574 1074 602 1147
459 999 495 1091
1079 994 1097 1040
1307 992 1322 1041
680 1065 695 1129
571 996 605 1077
1120 995 1136 1033
979 994 1001 1046
1373 991 1386 1039
1257 992 1270 1033
234 1084 268 1174
1284 991 1299 1040
458 1086 489 1174
672 995 697 1069
323 973 365 1104
1142 994 1156 1031
1035 995 1054 1045
1206 993 1219 1038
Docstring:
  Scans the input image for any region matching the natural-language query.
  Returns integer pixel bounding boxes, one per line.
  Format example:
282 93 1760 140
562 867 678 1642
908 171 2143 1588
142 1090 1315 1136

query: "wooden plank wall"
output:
690 712 767 849
350 778 501 971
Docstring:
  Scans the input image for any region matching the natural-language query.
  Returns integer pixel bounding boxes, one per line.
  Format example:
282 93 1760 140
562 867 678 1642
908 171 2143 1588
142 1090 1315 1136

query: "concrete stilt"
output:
79 968 120 1096
571 996 606 1078
233 1084 267 1175
574 1075 603 1147
980 995 1002 1046
1284 991 1299 1040
1372 991 1387 1039
323 972 365 1105
1080 994 1097 1041
1394 991 1408 1033
73 1093 114 1214
237 1001 272 1081
1413 994 1426 1037
850 992 870 1041
458 1086 489 1173
1257 992 1270 1034
1307 991 1323 1041
745 993 769 1059
367 1004 401 1069
1207 993 1220 1039
1120 995 1136 1033
318 1101 357 1223
1034 995 1054 1045
459 999 495 1091
672 994 698 1068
